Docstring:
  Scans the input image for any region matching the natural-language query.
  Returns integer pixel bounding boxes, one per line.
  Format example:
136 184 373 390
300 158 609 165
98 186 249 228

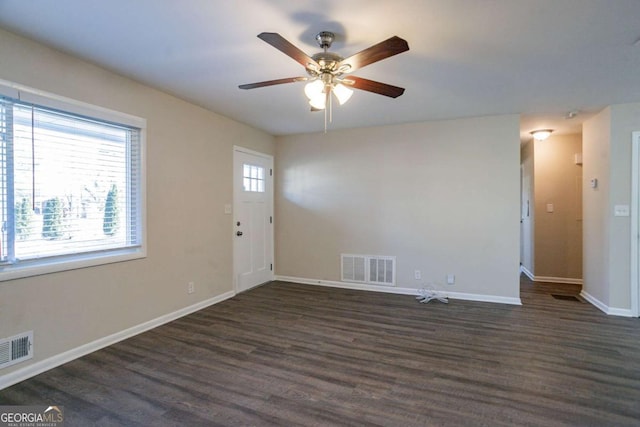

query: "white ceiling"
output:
1 0 640 140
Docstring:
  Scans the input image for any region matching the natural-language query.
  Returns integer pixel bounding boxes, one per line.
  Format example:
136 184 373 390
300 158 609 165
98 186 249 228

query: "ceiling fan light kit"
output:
332 83 354 105
239 30 409 131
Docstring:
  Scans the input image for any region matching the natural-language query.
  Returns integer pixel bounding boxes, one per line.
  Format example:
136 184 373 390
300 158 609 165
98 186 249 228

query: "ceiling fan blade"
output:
257 32 320 70
338 36 409 73
239 77 306 90
343 76 405 98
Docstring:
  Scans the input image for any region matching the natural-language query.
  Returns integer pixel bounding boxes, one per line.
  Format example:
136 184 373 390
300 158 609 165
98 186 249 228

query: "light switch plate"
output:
614 205 630 217
224 204 232 214
546 203 554 213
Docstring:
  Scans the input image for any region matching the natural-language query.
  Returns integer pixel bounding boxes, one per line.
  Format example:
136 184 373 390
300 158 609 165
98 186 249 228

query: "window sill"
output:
0 247 146 282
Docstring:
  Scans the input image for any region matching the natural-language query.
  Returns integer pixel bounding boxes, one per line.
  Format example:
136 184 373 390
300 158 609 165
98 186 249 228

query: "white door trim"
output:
630 132 640 317
232 146 274 293
233 145 272 159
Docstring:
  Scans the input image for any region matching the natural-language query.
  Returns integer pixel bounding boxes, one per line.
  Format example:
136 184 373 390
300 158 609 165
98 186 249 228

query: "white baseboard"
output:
275 275 522 306
534 276 583 285
519 266 582 285
0 290 235 391
580 290 634 317
520 265 534 280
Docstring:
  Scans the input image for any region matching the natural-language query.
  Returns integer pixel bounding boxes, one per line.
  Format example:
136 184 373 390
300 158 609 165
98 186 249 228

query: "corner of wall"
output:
582 108 611 307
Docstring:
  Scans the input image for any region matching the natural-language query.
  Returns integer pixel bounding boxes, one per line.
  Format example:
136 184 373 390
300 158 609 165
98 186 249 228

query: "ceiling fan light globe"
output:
333 83 354 105
304 80 324 100
309 94 326 110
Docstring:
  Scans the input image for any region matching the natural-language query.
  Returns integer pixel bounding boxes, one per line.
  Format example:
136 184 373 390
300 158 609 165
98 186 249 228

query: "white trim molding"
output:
276 275 522 306
630 131 640 317
530 276 583 285
519 265 582 285
0 291 235 391
580 290 634 317
520 265 534 281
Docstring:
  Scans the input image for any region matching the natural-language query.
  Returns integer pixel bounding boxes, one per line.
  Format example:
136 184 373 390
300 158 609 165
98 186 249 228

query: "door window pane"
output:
242 163 265 193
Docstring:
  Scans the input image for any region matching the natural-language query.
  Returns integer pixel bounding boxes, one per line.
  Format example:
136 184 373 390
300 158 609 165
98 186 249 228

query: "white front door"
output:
233 147 274 293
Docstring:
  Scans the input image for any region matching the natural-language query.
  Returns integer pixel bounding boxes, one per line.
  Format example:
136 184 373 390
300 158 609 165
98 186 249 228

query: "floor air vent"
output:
0 331 33 369
551 294 582 302
342 254 396 286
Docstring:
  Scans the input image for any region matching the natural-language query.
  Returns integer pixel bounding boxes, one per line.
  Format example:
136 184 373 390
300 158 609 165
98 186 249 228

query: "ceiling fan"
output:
239 31 409 129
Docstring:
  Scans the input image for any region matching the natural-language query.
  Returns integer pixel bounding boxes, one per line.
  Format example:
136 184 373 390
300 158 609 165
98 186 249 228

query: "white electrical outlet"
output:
188 282 195 294
414 270 421 280
446 274 455 285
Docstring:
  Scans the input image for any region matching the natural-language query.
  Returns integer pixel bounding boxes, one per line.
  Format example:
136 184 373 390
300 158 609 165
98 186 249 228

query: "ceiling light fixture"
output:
304 75 353 111
530 129 553 141
302 33 356 131
239 31 409 133
304 75 353 132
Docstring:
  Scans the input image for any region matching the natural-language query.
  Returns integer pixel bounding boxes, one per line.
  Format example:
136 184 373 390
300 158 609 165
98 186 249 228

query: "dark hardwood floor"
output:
1 277 639 426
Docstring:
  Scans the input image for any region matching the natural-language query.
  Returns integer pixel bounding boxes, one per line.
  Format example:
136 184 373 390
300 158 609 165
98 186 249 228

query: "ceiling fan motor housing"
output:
307 32 348 78
315 31 335 49
309 52 344 75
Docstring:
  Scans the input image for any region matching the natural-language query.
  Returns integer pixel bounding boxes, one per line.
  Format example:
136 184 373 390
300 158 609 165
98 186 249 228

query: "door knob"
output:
236 231 243 236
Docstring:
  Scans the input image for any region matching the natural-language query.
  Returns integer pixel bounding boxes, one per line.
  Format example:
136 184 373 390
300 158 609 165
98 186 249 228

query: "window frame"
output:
0 79 146 282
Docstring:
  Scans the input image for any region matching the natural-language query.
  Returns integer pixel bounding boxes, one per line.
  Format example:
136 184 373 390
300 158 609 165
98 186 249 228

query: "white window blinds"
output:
0 93 143 274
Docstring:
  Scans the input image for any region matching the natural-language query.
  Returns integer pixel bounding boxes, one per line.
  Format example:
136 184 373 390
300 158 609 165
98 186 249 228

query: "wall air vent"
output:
0 331 33 370
342 254 366 283
341 254 396 286
368 256 395 286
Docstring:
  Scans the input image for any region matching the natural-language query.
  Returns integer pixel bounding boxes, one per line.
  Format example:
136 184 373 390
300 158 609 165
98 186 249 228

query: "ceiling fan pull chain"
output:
324 92 328 133
328 90 333 124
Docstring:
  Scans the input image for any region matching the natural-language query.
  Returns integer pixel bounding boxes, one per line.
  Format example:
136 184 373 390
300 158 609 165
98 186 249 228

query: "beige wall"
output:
608 103 640 309
583 103 640 312
533 134 583 280
0 29 275 376
583 109 610 305
275 115 521 299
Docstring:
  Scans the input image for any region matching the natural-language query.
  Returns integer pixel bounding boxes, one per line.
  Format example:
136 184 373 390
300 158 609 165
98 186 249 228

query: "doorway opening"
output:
519 131 584 298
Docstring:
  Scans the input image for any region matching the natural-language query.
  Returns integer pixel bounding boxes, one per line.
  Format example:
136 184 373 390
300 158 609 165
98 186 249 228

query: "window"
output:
243 163 265 193
0 82 145 280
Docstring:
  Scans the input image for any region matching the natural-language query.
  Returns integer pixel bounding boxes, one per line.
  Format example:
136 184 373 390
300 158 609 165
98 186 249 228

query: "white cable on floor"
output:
416 287 449 304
